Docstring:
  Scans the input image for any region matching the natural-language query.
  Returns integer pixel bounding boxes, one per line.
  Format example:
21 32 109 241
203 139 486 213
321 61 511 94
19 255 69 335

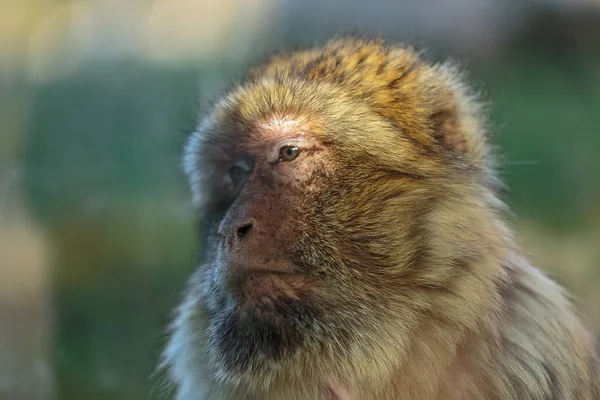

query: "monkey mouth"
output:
230 270 306 306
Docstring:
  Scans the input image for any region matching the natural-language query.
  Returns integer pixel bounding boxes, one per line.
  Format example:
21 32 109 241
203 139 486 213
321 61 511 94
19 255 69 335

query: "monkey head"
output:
167 38 503 396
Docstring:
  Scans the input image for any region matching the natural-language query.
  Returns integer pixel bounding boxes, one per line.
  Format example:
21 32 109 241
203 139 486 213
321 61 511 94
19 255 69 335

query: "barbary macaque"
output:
161 38 599 399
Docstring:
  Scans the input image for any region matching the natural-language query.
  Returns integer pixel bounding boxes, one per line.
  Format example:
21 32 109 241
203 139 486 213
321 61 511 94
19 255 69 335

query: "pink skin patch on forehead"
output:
258 116 308 139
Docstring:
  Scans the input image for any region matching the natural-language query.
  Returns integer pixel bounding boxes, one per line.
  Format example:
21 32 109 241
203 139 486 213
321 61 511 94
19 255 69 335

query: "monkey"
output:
160 37 599 400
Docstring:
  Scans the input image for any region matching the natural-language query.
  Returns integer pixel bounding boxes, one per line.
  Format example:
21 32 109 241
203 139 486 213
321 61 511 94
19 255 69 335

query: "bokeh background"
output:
1 0 599 399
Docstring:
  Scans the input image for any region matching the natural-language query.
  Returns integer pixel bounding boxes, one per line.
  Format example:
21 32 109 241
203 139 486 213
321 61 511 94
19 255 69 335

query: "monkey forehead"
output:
257 115 311 139
260 116 302 132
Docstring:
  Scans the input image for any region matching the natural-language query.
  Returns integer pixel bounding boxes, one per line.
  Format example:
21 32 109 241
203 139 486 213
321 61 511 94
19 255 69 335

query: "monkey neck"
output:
315 207 517 400
360 192 517 399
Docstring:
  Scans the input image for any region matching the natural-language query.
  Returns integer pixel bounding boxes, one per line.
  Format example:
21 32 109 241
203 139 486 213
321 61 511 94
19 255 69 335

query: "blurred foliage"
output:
474 51 600 229
22 61 208 398
15 37 600 400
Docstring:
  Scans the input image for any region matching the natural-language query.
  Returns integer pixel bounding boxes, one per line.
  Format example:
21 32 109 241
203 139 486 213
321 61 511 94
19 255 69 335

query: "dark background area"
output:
1 0 599 399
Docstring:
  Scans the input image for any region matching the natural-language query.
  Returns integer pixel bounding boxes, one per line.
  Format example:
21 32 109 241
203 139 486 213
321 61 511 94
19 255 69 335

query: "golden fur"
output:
162 38 599 399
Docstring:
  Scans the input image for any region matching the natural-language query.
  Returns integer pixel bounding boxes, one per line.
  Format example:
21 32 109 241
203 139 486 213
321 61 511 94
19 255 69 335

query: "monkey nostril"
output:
236 221 253 239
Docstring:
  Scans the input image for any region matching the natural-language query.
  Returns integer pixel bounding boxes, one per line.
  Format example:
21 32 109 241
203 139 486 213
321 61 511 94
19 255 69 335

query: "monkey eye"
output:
228 160 251 189
278 145 301 162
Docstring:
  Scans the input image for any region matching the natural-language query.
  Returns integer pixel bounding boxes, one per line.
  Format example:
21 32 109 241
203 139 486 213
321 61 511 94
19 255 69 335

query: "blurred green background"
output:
0 0 599 399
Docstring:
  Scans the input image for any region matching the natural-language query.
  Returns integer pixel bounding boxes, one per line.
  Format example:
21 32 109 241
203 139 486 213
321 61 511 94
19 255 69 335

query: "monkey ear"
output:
428 65 490 166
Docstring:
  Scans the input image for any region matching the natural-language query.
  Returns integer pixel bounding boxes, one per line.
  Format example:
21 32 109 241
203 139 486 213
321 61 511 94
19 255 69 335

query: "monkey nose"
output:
223 219 255 248
217 217 254 245
235 220 254 240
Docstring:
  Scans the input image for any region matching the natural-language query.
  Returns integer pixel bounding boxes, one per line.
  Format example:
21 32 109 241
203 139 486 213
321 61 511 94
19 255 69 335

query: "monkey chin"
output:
210 271 320 381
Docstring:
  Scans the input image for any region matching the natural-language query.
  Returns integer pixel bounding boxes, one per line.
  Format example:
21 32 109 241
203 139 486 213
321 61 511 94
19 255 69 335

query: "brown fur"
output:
162 38 599 399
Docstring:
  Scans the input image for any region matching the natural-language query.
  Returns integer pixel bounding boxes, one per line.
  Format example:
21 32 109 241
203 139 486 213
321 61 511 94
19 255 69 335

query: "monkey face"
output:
184 104 441 389
184 93 445 386
187 113 353 380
